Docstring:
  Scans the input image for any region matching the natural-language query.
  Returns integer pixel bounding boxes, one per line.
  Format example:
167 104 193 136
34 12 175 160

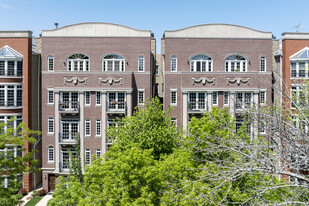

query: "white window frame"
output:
188 92 208 111
85 92 90 106
47 90 54 105
67 54 89 71
260 91 266 105
235 92 253 110
102 54 125 72
171 117 177 125
138 55 145 72
96 149 101 158
224 91 229 106
225 55 247 72
212 92 218 106
291 85 307 109
48 55 54 72
85 149 91 165
48 117 54 134
171 55 177 72
155 65 159 75
170 89 177 106
96 119 101 136
291 61 309 78
190 55 213 72
48 146 54 162
138 89 145 105
96 92 101 105
0 60 23 76
0 84 23 107
85 119 91 136
260 56 266 72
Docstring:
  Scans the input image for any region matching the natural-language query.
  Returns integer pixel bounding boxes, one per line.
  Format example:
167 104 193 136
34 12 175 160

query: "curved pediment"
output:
42 22 151 38
165 24 272 39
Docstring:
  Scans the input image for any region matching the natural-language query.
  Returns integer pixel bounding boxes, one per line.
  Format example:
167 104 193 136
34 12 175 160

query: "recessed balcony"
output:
59 132 79 144
106 101 126 114
188 101 208 114
58 101 79 114
0 100 22 108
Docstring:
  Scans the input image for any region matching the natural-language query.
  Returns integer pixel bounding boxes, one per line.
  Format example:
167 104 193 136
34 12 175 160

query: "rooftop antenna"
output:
54 23 59 29
291 23 303 32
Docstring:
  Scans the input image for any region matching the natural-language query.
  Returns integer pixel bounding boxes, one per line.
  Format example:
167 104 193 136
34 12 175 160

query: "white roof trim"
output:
164 24 272 39
290 47 309 60
42 22 151 38
0 45 23 59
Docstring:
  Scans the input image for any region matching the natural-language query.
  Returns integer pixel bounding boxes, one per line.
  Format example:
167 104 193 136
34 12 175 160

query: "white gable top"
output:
164 24 272 39
42 22 151 38
290 47 309 60
0 45 23 59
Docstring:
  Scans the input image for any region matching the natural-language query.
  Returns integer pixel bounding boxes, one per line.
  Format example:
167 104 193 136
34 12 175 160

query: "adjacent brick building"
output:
0 31 41 192
162 24 273 136
40 22 155 191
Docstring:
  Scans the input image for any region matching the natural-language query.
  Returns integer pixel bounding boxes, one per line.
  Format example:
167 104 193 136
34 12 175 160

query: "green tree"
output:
0 118 40 206
49 97 184 205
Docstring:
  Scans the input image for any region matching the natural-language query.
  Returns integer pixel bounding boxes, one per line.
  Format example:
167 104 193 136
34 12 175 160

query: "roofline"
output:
42 22 151 33
0 31 32 38
164 23 271 34
282 32 309 40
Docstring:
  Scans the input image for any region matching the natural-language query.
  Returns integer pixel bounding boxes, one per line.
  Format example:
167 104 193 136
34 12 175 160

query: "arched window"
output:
102 54 125 72
260 56 266 72
190 55 212 72
48 55 54 71
171 56 177 72
48 146 54 162
225 55 247 72
67 54 89 71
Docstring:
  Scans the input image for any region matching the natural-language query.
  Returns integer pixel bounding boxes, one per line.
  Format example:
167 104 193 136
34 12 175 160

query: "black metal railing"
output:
59 132 79 143
188 101 208 112
58 101 79 113
0 100 22 107
106 101 126 112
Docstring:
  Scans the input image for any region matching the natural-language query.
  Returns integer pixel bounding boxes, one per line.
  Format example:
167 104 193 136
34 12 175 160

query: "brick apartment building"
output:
40 22 155 191
0 31 41 192
162 24 273 136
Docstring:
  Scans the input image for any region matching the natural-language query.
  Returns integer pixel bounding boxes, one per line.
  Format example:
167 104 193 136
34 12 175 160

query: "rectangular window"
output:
48 90 54 104
85 92 90 106
188 92 207 111
155 66 159 75
291 62 297 78
96 119 101 136
48 118 54 134
260 57 266 72
48 147 54 162
224 92 229 105
170 90 177 105
48 56 54 71
85 149 91 165
96 92 101 105
85 119 90 136
138 56 144 72
171 117 177 125
138 89 145 104
235 92 252 110
171 56 177 72
258 114 266 134
213 92 218 105
299 62 306 77
96 149 101 158
260 91 266 104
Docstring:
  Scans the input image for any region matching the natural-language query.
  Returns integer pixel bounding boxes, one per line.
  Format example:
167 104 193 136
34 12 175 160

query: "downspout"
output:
33 52 41 189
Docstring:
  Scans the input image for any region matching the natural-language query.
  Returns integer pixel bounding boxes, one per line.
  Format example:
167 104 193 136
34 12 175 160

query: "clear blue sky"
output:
1 0 308 52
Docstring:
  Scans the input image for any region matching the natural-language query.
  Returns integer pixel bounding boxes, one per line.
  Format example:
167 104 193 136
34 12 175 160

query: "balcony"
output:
58 101 79 114
106 101 126 113
188 101 208 113
59 132 79 144
0 100 22 108
59 162 70 173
